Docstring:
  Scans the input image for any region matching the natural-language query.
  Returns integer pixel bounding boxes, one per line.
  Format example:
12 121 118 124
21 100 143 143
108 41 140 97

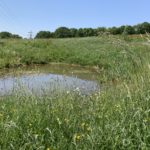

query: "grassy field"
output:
0 36 150 149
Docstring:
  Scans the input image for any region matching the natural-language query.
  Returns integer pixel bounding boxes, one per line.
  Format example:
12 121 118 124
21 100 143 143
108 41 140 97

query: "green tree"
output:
118 26 126 34
12 34 22 39
70 28 78 37
55 27 71 38
35 31 53 39
95 27 107 36
76 28 85 37
0 32 12 39
134 22 150 34
123 25 135 35
108 27 121 35
83 28 95 37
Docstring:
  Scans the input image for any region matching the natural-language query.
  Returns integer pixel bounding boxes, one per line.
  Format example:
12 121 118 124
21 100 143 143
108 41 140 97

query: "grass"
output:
0 35 150 149
0 35 149 80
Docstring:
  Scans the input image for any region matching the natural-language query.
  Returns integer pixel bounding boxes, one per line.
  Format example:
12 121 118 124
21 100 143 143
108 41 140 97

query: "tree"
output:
76 28 85 37
117 26 126 34
35 31 53 39
0 32 22 39
55 27 71 38
82 28 95 37
0 32 12 39
123 25 135 35
70 28 78 37
12 34 22 39
95 27 107 36
108 27 121 35
134 22 150 34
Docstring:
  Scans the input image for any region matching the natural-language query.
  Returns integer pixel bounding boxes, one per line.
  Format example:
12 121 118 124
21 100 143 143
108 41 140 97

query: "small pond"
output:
0 64 100 96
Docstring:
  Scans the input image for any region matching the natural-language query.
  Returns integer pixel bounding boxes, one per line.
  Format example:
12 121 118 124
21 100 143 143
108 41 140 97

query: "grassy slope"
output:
0 36 149 80
1 37 119 67
0 36 148 67
0 36 150 149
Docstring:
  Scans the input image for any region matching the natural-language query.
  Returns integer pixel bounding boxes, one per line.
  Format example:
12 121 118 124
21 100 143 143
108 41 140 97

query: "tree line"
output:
0 22 150 39
35 22 150 39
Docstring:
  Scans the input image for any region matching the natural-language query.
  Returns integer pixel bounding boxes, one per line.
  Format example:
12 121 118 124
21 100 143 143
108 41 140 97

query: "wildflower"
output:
76 135 80 140
73 133 81 141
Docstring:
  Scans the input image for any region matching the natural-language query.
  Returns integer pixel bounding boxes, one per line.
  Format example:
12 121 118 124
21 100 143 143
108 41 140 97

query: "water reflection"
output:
0 73 99 96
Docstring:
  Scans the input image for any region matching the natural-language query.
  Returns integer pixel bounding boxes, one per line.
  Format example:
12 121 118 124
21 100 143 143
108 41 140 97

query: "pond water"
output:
0 64 100 96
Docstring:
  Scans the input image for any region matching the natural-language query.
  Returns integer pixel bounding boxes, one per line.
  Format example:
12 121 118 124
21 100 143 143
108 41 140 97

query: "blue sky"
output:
0 0 150 37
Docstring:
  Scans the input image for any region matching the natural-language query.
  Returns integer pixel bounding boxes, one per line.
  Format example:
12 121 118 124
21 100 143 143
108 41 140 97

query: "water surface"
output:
0 64 100 96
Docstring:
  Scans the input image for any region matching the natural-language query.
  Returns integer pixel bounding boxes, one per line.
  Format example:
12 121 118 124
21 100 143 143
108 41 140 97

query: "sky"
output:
0 0 150 37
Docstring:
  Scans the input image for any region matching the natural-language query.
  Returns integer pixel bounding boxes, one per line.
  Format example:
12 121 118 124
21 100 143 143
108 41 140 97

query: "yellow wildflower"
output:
73 133 81 141
76 135 80 140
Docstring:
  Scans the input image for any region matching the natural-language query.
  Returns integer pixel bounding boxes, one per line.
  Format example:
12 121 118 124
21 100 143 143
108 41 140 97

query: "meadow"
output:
0 35 150 149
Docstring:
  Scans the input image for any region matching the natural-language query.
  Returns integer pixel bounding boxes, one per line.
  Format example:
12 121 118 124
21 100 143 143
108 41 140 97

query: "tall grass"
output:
0 36 150 149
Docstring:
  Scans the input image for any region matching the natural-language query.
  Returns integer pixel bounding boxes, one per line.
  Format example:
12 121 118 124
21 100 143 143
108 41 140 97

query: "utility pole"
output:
28 31 33 39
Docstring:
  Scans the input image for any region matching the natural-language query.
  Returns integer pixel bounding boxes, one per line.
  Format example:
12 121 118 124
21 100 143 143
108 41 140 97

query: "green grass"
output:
0 36 150 149
0 36 150 80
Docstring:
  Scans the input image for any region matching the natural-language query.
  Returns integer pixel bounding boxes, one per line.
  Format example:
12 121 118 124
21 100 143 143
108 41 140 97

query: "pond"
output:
0 64 100 96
